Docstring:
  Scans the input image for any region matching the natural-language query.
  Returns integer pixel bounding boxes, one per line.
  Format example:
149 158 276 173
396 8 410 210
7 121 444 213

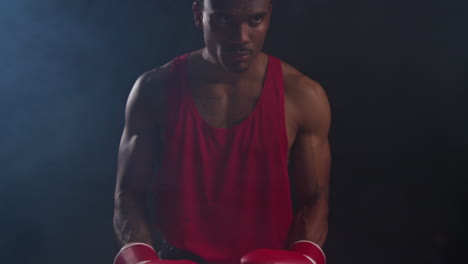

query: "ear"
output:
192 2 203 29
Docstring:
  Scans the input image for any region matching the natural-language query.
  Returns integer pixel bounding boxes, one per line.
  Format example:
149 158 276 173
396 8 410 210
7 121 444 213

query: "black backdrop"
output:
0 0 466 263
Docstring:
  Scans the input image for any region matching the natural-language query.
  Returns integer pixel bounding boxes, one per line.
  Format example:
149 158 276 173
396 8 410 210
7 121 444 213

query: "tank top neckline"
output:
182 53 272 133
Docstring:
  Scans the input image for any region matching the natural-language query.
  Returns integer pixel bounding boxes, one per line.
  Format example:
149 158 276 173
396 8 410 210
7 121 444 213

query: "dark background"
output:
0 0 466 263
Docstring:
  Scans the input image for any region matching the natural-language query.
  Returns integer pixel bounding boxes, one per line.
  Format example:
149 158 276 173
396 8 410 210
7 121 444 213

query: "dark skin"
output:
113 0 331 257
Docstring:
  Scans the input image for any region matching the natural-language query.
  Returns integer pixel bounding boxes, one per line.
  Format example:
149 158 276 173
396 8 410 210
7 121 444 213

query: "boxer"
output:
113 0 331 263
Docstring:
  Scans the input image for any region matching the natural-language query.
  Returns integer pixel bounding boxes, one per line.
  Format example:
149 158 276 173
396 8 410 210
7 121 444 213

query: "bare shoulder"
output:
281 60 331 133
281 60 328 107
130 60 173 104
125 60 175 128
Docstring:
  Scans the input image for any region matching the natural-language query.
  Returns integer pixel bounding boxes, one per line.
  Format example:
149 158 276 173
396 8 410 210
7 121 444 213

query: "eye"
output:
215 15 231 24
250 14 265 24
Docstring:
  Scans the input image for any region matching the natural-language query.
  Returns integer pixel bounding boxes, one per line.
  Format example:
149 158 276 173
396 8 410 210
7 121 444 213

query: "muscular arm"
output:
113 71 164 247
287 76 331 248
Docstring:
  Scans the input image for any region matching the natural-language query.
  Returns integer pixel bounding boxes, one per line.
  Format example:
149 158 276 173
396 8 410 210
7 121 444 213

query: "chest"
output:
190 84 299 154
191 87 260 129
157 84 300 158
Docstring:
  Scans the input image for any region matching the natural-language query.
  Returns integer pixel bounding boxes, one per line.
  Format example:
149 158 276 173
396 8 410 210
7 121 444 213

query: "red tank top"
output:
155 54 292 264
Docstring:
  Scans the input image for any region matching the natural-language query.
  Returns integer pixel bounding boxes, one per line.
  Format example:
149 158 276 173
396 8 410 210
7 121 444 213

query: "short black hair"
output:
195 0 273 7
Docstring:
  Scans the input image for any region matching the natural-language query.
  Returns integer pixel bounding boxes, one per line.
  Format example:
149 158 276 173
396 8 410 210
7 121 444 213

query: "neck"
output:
199 48 265 83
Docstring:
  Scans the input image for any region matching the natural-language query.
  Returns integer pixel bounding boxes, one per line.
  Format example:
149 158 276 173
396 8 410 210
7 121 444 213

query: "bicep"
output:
291 133 331 204
115 75 160 196
116 128 158 194
290 79 332 204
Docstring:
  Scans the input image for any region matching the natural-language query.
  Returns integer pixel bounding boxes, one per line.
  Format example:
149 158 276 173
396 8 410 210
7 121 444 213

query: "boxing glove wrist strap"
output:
288 240 326 264
114 242 158 264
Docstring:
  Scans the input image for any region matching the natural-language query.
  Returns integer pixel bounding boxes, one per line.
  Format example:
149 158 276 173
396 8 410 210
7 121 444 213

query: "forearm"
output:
287 198 329 247
113 192 155 247
243 198 329 264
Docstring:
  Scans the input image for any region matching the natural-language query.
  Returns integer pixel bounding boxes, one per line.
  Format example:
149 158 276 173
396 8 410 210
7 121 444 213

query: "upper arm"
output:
288 75 331 205
115 69 167 198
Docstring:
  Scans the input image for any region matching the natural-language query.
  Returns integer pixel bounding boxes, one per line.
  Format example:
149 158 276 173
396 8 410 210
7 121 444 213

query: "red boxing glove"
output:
288 241 326 264
241 240 326 264
114 243 158 264
144 260 199 264
114 243 198 264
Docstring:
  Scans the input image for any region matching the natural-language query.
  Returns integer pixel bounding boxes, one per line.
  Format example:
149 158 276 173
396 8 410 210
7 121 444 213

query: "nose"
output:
229 22 250 45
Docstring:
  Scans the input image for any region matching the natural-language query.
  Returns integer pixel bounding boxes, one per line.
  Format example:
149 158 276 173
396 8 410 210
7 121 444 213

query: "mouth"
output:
224 50 253 62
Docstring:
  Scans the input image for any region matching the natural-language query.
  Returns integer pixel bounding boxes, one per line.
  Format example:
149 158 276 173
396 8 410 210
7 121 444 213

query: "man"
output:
113 0 331 264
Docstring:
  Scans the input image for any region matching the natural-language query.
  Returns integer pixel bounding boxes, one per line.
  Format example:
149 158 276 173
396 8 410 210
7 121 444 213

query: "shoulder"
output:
280 60 331 133
280 60 327 107
131 60 174 102
125 58 176 125
127 58 177 108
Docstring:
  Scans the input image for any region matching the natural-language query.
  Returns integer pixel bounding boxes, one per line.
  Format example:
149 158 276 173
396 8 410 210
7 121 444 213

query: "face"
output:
193 0 272 73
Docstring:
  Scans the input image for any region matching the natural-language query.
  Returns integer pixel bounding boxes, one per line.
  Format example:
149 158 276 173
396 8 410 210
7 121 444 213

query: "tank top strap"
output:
165 53 190 133
168 53 189 98
263 55 285 106
260 54 288 154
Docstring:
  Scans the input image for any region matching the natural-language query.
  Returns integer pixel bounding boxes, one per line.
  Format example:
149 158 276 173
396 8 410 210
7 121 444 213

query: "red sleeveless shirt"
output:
155 54 292 264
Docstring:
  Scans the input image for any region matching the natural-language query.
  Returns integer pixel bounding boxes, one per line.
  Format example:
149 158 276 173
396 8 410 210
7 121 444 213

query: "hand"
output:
143 260 198 264
115 243 198 264
241 241 326 264
241 249 312 264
